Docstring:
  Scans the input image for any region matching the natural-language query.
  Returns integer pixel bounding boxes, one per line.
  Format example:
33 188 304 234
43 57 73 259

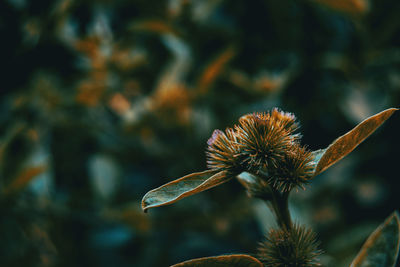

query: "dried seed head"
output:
258 224 322 267
206 128 243 175
235 109 299 173
268 144 315 193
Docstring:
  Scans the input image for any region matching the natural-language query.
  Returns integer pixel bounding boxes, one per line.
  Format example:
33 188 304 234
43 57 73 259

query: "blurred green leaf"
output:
350 211 400 267
171 254 263 267
2 165 47 196
141 170 230 212
312 108 398 177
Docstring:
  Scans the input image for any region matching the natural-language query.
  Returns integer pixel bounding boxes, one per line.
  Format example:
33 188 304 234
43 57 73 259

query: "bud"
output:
258 224 322 267
268 144 315 193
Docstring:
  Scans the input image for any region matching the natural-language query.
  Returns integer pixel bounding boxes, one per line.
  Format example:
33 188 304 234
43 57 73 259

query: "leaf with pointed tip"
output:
312 108 398 177
142 170 231 212
171 254 263 267
350 211 400 267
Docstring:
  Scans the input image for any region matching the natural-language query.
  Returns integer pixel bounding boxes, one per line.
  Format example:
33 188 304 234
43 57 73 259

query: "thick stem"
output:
252 172 292 230
270 190 292 230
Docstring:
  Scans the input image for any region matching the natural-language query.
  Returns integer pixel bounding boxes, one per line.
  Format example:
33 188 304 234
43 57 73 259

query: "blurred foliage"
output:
350 212 400 267
0 0 400 266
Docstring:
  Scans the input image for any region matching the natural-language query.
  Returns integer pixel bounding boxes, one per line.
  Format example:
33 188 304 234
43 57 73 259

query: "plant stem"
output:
254 172 292 230
270 190 292 230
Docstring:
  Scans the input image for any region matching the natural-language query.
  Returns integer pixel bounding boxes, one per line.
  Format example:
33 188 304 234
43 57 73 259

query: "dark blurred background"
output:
0 0 399 266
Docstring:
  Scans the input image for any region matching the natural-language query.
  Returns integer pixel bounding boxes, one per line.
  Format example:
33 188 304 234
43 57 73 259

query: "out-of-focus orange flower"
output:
108 93 131 115
151 85 192 126
76 80 107 107
197 46 236 95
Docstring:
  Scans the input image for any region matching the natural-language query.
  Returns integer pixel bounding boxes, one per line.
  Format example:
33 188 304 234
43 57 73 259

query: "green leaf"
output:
350 211 400 267
141 170 231 212
312 108 398 177
171 254 263 267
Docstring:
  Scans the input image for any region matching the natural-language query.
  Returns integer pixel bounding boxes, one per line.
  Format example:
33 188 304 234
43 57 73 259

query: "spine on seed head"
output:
206 128 243 175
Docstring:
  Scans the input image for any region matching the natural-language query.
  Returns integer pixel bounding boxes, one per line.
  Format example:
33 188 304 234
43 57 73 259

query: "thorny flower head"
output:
257 224 322 267
235 108 300 173
206 128 243 175
206 108 315 193
268 144 315 193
